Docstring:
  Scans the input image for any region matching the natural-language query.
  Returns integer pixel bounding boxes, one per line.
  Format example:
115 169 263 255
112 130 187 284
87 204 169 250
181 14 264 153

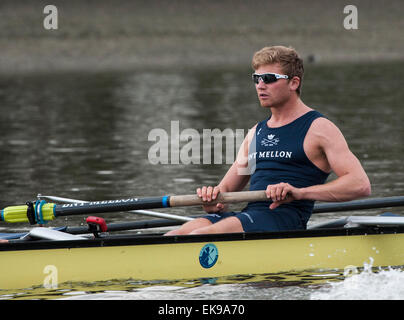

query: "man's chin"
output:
259 101 272 108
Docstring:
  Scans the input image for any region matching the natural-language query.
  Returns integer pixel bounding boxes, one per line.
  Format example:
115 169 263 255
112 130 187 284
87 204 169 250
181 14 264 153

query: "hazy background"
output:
0 0 403 73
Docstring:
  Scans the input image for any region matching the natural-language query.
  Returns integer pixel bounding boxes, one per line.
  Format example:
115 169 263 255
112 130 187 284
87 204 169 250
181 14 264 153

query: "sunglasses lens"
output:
253 74 277 84
262 74 277 83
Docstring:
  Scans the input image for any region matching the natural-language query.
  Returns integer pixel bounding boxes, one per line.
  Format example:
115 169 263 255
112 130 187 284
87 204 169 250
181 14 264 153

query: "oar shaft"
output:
55 191 268 217
49 193 404 217
55 197 167 216
66 218 184 234
56 194 404 217
38 195 193 222
313 196 404 213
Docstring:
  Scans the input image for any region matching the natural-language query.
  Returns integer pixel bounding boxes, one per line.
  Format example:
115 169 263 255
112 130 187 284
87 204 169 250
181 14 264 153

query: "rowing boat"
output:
2 215 404 290
1 193 404 290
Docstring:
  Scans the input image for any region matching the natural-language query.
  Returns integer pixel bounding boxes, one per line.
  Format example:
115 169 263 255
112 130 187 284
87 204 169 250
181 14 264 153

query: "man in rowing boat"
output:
165 45 371 235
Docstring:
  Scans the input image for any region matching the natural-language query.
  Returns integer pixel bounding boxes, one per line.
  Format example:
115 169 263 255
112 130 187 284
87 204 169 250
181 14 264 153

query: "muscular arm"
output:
268 118 371 209
300 118 371 201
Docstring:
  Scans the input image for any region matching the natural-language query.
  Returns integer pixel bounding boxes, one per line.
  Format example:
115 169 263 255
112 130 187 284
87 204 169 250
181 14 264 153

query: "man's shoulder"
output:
310 113 339 130
308 115 346 144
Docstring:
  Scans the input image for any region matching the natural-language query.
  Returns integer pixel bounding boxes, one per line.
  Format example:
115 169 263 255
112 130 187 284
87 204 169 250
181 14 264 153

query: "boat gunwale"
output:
1 225 404 252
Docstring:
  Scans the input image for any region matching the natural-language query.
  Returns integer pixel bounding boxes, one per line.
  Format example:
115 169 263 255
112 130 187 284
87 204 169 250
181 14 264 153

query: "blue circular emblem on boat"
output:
199 243 218 269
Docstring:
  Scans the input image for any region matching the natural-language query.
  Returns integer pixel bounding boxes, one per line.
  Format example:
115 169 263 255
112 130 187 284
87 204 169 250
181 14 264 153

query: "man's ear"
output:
289 76 300 92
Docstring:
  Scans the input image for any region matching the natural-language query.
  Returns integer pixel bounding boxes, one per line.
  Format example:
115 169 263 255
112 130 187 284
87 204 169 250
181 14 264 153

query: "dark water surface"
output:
1 61 404 298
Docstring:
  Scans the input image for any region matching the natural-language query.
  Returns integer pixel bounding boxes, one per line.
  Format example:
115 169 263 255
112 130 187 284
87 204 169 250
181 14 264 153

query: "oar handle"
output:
169 190 268 207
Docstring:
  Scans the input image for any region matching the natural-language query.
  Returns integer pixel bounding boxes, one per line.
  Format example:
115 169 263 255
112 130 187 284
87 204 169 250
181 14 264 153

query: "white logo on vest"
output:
261 134 279 147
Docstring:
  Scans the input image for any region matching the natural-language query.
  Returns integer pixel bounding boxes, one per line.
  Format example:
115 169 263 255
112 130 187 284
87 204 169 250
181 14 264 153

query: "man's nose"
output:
257 78 266 88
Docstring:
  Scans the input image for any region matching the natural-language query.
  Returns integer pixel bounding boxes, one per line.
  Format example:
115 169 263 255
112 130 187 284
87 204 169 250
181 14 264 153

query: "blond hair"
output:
252 46 304 95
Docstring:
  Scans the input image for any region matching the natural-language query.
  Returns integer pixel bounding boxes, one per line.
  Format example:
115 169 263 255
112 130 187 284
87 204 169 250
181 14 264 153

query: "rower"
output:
166 45 371 235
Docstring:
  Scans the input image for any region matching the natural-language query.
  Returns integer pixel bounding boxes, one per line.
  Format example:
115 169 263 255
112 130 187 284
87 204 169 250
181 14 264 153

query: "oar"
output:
2 191 404 225
0 218 189 240
37 194 194 222
313 195 404 213
39 193 404 215
66 218 188 235
58 195 404 234
0 191 268 224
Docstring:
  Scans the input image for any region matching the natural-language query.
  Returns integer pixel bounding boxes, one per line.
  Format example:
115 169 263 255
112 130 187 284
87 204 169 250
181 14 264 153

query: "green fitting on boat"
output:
1 203 56 223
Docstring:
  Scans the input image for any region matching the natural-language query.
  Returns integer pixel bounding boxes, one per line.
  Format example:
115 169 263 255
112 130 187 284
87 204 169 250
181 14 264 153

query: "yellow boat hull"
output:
1 228 404 290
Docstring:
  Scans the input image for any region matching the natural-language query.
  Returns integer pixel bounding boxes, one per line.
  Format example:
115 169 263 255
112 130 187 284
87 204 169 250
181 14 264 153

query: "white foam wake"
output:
311 258 404 300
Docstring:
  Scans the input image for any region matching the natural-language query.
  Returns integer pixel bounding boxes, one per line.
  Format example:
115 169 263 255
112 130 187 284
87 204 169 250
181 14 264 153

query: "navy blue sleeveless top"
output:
246 110 330 217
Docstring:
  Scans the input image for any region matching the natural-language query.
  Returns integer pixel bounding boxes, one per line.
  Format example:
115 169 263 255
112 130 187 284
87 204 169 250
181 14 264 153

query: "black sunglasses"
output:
252 72 289 84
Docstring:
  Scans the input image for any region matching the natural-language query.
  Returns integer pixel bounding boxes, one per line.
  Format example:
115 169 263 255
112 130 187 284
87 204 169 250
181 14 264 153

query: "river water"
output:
1 61 404 300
